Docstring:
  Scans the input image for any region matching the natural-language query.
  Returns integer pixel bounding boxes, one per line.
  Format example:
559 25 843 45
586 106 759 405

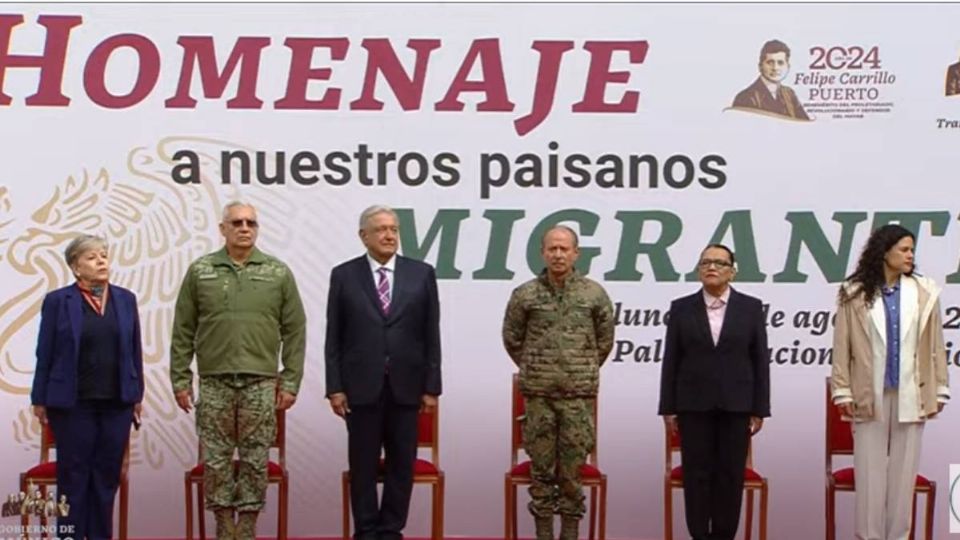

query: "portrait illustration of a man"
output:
946 58 960 96
732 39 810 120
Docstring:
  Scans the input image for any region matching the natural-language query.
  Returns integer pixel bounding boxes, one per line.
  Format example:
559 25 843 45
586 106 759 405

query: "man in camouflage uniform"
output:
170 201 306 540
502 225 615 540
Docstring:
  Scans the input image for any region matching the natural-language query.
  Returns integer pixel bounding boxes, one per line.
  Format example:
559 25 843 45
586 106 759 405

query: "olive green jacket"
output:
170 247 306 394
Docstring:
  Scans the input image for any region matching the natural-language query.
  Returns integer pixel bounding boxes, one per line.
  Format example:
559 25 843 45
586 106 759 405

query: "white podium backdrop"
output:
0 4 959 538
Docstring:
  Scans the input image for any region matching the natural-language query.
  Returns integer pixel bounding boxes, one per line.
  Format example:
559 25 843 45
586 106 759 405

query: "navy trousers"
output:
677 411 751 540
346 382 419 540
46 400 133 540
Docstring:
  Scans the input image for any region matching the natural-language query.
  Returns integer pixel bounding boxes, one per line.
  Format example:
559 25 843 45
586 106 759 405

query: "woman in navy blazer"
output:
30 234 144 540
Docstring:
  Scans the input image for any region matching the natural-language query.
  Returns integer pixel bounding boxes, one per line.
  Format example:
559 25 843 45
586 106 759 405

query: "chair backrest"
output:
275 406 286 467
663 416 755 474
664 421 680 475
416 404 440 467
509 373 599 467
39 422 55 463
824 377 854 469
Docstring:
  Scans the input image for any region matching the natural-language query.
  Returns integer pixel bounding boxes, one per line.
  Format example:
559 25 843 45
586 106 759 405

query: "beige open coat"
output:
830 274 950 422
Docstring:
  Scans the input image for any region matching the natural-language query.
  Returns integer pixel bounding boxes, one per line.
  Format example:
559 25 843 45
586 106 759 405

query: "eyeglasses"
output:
229 219 259 229
698 259 733 269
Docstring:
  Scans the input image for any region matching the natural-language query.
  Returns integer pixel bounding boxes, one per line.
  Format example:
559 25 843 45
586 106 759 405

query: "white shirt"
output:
367 253 396 298
762 78 780 100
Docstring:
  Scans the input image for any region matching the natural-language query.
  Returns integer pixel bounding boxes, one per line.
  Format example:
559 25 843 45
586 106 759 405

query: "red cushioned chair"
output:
341 404 445 540
184 407 288 540
504 373 607 540
19 422 130 540
824 377 935 540
663 418 768 540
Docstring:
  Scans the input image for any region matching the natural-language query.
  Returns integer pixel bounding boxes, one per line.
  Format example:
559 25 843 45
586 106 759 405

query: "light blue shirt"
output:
881 280 901 389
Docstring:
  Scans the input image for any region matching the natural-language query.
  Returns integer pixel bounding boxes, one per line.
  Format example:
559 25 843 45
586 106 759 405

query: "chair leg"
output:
503 473 519 540
439 475 446 540
433 474 445 540
759 480 768 540
185 475 193 540
119 476 129 540
588 485 597 540
909 491 918 540
597 476 607 540
925 485 936 540
512 484 520 540
197 481 206 540
744 487 754 540
663 481 673 540
342 472 351 540
39 485 48 540
19 475 28 537
504 477 513 540
278 474 289 540
430 480 438 540
825 485 835 540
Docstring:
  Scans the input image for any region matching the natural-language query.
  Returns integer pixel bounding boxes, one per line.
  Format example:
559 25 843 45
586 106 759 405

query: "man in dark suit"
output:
658 244 770 540
325 204 443 540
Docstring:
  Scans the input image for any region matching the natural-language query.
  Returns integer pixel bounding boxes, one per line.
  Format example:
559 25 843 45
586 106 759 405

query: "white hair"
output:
64 234 108 267
221 200 257 222
358 205 397 230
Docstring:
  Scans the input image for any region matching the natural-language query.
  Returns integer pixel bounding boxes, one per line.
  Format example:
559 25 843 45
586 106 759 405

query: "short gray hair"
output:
64 234 108 267
221 200 256 222
358 205 398 230
541 225 579 249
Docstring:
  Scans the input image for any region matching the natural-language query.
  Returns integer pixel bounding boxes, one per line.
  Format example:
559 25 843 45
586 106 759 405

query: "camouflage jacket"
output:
502 269 615 397
169 247 307 394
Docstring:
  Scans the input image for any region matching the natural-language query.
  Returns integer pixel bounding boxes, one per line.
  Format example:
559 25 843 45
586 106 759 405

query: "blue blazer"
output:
31 284 144 408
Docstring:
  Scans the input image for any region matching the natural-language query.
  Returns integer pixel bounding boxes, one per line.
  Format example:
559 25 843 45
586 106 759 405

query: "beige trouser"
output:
852 389 924 540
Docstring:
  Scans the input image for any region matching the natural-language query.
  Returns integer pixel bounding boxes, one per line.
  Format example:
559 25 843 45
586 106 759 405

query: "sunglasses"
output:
229 219 259 229
698 259 733 269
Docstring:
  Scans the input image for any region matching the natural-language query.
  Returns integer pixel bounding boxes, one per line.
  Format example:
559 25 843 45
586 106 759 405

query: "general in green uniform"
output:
170 202 306 540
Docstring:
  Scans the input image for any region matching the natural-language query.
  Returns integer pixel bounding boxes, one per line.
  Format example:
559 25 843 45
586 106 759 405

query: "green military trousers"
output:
523 397 595 518
197 374 277 513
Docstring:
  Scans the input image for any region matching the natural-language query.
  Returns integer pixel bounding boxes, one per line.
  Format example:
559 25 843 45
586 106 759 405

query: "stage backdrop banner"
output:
1 3 959 539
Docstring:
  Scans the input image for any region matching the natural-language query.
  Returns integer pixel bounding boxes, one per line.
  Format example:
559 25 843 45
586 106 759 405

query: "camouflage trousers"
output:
197 374 277 513
522 397 595 519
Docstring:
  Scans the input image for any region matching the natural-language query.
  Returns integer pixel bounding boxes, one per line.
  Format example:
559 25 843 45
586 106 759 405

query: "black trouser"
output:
346 382 419 540
47 400 133 540
677 411 750 540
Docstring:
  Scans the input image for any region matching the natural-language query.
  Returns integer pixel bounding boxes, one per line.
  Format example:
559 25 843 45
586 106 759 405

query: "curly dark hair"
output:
839 224 916 306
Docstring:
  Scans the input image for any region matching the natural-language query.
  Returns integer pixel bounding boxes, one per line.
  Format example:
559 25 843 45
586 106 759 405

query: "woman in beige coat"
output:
830 224 950 540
